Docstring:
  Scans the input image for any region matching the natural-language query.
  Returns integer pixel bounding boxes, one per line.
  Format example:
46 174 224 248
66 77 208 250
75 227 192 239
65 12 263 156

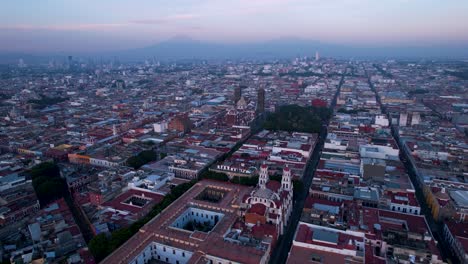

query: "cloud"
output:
130 14 199 25
0 23 128 31
130 19 165 25
0 14 199 32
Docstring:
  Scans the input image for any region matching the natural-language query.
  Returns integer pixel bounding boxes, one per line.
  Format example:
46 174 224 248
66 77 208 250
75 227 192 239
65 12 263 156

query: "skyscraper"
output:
257 87 265 114
234 86 242 104
315 51 320 61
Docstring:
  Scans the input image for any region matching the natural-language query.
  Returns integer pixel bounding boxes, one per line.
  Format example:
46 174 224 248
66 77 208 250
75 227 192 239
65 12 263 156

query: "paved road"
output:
367 67 458 264
268 73 345 264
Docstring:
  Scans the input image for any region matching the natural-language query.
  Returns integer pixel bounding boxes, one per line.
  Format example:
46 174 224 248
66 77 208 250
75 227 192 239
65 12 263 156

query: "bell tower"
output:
281 165 292 192
259 164 269 189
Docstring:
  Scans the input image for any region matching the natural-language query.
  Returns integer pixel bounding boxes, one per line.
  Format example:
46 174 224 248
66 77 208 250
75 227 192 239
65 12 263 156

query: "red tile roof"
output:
248 203 267 216
102 189 164 214
266 180 281 193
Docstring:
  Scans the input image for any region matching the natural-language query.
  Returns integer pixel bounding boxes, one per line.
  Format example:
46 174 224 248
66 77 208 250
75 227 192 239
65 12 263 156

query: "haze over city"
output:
1 0 468 54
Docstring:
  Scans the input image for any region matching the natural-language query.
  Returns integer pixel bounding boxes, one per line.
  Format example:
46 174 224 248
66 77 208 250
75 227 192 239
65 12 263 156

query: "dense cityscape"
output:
1 0 468 263
0 55 467 264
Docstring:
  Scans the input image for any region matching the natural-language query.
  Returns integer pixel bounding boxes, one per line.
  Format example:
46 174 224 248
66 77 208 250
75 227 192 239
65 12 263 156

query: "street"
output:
268 73 345 264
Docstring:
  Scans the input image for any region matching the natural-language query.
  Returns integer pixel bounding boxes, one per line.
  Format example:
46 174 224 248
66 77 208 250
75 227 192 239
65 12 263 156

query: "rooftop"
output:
101 180 271 264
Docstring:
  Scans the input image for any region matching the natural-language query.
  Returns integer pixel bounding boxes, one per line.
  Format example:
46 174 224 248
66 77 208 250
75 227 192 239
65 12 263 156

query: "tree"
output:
263 105 331 133
29 162 67 206
30 162 60 179
28 95 68 109
127 150 158 169
88 234 111 262
231 176 259 186
200 171 229 182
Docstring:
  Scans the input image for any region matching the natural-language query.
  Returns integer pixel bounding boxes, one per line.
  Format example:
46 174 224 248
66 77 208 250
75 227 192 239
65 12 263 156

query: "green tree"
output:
263 105 331 133
88 234 111 261
29 162 67 206
231 176 259 186
200 171 229 182
127 150 158 169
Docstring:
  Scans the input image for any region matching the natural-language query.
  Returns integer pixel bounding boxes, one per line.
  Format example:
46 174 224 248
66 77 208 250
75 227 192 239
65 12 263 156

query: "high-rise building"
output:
234 86 241 104
257 87 265 114
315 51 320 61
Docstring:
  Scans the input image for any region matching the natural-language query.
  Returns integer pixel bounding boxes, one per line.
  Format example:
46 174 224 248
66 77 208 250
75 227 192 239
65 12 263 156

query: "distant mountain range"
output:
1 37 468 63
113 37 468 61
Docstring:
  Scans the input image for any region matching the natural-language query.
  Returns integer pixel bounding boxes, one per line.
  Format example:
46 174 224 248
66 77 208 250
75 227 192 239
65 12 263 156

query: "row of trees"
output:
89 180 196 262
263 105 332 133
200 170 259 186
28 95 68 109
408 89 429 96
126 150 158 169
337 108 369 114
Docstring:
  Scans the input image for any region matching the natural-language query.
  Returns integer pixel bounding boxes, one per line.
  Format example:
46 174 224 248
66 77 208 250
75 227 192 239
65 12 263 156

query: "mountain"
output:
1 37 468 63
112 37 468 61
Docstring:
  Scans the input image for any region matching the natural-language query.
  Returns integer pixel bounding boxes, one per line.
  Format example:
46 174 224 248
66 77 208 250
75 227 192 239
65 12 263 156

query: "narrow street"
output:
367 67 458 263
268 73 345 264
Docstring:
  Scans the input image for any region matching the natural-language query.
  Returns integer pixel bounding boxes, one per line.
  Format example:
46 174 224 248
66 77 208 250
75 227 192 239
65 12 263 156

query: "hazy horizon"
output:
1 0 468 54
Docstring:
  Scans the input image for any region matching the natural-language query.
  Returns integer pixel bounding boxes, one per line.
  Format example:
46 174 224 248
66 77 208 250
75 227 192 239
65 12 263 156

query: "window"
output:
173 249 176 254
163 247 166 252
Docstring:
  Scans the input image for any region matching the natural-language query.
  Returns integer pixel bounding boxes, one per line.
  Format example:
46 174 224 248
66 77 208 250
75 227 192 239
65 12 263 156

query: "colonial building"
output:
242 164 294 235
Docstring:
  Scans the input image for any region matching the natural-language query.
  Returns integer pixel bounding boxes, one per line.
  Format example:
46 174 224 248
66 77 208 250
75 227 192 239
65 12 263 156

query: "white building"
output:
359 144 399 161
375 115 389 127
241 165 293 235
154 121 168 133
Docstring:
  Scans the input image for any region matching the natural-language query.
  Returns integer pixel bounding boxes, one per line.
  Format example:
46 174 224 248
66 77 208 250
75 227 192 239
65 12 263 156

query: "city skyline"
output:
1 0 468 53
1 2 468 264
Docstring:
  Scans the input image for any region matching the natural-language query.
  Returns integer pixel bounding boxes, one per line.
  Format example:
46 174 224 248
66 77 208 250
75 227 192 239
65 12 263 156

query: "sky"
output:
1 0 467 53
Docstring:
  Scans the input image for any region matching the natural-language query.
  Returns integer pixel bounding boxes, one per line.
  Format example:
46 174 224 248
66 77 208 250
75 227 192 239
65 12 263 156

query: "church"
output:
241 164 294 235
